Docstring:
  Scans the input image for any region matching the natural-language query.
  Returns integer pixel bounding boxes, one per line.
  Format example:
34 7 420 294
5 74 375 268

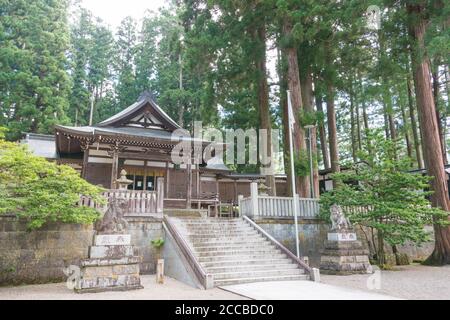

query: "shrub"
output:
0 128 105 229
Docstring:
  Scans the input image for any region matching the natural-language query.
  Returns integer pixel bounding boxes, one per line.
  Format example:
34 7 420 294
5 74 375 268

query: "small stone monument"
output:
319 204 372 274
74 170 144 293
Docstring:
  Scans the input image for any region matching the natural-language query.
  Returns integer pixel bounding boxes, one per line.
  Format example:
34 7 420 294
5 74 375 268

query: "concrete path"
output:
219 280 399 300
321 264 450 300
0 275 247 300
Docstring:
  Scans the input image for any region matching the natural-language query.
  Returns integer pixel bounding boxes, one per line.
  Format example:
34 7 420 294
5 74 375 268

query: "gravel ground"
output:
320 263 450 300
1 264 448 300
0 275 248 300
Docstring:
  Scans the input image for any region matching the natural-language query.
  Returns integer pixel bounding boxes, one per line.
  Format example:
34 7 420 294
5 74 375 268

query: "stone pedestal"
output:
75 234 143 293
320 231 372 275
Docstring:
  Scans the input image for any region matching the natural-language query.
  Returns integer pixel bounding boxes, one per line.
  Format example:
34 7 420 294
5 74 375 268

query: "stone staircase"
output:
168 217 309 286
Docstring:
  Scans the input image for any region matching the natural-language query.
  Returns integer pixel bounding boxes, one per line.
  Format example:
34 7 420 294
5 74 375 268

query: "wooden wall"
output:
167 168 187 198
85 163 112 188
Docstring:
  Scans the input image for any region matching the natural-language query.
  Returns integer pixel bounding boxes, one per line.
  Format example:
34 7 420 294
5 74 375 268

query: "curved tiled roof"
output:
98 91 180 130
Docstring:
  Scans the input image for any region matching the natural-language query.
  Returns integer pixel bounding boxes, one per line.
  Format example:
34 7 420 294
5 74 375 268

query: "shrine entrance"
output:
124 166 165 191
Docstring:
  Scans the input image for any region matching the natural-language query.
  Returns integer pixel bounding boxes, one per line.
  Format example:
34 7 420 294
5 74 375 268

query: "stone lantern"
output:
257 179 271 196
116 169 133 190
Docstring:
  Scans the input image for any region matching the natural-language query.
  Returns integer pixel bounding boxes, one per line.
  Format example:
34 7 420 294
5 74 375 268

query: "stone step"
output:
193 243 275 252
214 274 309 286
195 248 282 258
212 268 304 280
183 225 251 228
201 258 294 268
168 216 310 287
190 239 271 248
179 224 249 230
186 231 259 238
198 253 287 263
205 262 298 273
189 235 264 243
179 227 255 233
175 221 243 226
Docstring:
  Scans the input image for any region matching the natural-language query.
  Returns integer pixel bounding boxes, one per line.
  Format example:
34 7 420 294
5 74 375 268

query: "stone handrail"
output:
163 215 213 289
243 215 312 276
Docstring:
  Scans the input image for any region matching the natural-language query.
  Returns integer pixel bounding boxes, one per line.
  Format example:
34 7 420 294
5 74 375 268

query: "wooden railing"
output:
163 216 213 289
79 177 164 217
238 182 320 219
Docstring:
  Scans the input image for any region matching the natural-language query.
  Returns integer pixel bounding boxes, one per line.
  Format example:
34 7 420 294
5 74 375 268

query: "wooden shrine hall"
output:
52 92 230 209
21 92 291 211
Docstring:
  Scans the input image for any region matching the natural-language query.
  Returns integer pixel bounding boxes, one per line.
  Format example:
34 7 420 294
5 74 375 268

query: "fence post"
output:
157 177 164 214
238 195 243 217
250 182 258 217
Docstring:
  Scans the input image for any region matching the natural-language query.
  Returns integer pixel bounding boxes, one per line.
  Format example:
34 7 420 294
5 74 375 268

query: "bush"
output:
0 128 105 229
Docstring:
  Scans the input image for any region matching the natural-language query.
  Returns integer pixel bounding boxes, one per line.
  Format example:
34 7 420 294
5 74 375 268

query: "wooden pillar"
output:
81 145 89 179
250 182 259 217
216 178 219 199
186 163 192 209
233 180 238 204
156 176 164 214
196 168 200 199
165 161 169 197
110 149 119 189
144 160 148 190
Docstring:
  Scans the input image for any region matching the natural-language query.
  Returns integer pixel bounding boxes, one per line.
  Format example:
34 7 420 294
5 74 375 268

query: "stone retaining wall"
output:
253 218 435 267
0 215 163 286
126 216 163 274
0 216 94 286
254 218 329 267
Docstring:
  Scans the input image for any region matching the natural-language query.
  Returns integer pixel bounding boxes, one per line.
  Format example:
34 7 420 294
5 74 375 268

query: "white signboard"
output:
94 234 131 246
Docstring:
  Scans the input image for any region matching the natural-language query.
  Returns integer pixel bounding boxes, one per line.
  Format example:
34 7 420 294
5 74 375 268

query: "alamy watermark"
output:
170 121 281 175
63 265 80 290
366 5 381 30
366 265 382 290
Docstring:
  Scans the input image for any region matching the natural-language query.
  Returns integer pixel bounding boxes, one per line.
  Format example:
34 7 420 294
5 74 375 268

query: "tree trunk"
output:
407 76 424 168
315 92 330 170
432 67 448 164
378 30 397 141
277 46 293 196
377 229 385 266
407 2 450 265
326 80 340 185
283 20 309 197
300 66 319 197
399 85 413 160
324 42 340 186
256 24 276 195
355 94 362 152
349 80 358 163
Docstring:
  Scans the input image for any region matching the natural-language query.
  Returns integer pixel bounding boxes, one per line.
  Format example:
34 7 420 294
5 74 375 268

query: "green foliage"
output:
0 0 71 140
320 130 448 249
0 133 105 229
151 237 165 249
292 150 316 178
297 110 319 128
68 6 114 125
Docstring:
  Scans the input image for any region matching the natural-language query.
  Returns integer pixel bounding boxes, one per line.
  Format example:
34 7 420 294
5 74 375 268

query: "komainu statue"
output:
95 197 129 234
330 204 352 231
